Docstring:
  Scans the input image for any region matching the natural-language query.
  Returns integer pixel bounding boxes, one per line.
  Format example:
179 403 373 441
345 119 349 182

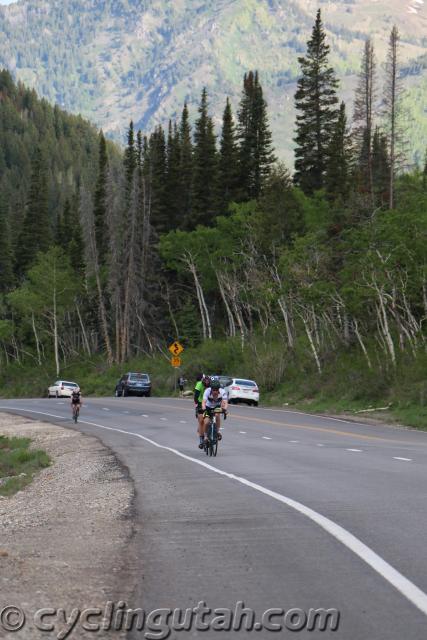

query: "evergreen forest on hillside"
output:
0 12 426 424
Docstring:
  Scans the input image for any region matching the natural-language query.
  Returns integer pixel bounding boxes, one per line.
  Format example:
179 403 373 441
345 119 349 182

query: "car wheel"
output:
253 401 258 407
146 392 151 397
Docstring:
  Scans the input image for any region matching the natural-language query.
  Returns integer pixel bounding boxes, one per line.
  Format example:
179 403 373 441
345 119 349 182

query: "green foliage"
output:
237 71 275 200
294 10 339 194
191 88 219 228
0 435 51 497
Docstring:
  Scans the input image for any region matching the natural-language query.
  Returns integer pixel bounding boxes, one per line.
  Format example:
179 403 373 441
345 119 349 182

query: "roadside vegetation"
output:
0 435 51 497
0 12 425 430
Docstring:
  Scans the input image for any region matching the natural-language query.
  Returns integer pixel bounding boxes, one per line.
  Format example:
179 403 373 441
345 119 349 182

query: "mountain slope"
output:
0 0 426 163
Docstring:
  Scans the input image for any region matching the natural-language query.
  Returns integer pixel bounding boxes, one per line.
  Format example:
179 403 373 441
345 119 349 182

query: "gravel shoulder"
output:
0 413 138 639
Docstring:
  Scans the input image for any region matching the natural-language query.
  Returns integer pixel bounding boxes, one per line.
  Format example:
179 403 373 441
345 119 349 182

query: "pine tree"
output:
237 71 275 200
294 10 339 194
190 88 219 228
325 102 352 202
15 147 52 276
252 72 276 197
353 39 376 204
56 198 72 250
219 97 240 212
93 132 109 265
423 149 427 190
149 125 169 233
68 204 86 276
383 25 405 209
165 120 182 230
0 194 14 293
124 121 137 203
178 103 193 223
372 127 390 207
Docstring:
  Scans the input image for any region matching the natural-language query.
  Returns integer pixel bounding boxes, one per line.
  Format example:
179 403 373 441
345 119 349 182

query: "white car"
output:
48 380 80 398
224 378 259 407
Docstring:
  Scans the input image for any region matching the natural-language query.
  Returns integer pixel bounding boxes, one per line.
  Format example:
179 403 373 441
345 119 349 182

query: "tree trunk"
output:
52 267 60 377
76 303 91 356
31 313 42 366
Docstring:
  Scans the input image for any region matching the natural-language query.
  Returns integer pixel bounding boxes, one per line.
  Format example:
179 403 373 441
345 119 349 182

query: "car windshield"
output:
129 374 149 381
235 379 257 387
63 382 78 388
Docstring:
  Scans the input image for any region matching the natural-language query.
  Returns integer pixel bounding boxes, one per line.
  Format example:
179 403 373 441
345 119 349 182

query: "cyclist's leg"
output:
197 408 204 436
203 412 211 440
215 412 222 440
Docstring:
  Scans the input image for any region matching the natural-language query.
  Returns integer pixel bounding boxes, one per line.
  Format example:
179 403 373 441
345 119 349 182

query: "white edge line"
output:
346 449 363 452
1 406 427 618
262 436 272 440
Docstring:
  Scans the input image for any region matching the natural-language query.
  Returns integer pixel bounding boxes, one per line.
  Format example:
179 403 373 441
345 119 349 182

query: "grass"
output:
0 436 51 497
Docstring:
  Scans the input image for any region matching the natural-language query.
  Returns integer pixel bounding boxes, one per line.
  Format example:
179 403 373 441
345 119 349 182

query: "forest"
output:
0 12 425 425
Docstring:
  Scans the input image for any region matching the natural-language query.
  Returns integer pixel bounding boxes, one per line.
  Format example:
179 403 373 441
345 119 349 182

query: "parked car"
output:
115 372 151 397
223 378 259 406
48 380 80 398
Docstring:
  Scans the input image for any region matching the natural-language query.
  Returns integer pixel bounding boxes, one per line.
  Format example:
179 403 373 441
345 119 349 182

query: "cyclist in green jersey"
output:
194 373 211 448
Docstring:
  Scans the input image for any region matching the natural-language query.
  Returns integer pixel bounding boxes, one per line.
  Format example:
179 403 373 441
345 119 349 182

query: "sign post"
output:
168 342 185 393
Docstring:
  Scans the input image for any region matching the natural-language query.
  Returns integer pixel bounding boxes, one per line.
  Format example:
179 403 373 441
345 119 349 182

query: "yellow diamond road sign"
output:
171 356 182 368
169 341 184 356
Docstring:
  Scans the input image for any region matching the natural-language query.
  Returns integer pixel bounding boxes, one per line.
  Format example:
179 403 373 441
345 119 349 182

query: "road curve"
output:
1 397 426 639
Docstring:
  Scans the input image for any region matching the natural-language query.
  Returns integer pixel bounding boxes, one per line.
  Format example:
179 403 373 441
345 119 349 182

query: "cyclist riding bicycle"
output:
71 388 82 420
201 379 228 448
195 374 211 446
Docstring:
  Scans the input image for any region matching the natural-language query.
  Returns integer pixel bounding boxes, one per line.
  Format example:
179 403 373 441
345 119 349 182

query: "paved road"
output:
1 397 427 639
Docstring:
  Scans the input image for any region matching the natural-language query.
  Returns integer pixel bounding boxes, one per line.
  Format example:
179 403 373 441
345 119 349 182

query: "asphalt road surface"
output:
1 397 427 639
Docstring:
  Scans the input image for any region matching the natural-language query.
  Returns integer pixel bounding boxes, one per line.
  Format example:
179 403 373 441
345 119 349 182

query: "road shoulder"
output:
0 413 138 638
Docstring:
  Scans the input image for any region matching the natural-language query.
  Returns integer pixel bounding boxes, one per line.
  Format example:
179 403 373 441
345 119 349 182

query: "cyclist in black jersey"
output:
71 389 82 421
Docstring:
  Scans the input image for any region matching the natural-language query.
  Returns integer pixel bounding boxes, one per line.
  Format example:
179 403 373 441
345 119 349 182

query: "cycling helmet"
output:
202 375 211 387
211 380 221 390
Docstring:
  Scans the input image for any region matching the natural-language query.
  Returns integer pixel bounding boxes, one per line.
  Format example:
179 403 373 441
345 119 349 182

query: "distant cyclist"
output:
201 379 228 447
71 388 82 422
195 374 211 448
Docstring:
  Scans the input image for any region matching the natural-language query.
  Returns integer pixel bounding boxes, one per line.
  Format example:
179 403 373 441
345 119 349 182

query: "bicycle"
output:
204 408 226 457
72 404 80 423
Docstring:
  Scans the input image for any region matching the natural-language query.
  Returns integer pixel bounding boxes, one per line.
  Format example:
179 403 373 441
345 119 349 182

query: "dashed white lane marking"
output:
102 408 110 411
179 420 187 424
123 411 130 414
142 414 148 418
160 417 167 421
317 444 325 447
262 436 272 440
2 407 427 618
289 440 299 443
239 431 247 434
393 457 413 462
347 449 363 452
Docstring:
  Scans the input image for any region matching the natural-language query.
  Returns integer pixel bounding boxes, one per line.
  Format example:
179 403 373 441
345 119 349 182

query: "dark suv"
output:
115 372 151 397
